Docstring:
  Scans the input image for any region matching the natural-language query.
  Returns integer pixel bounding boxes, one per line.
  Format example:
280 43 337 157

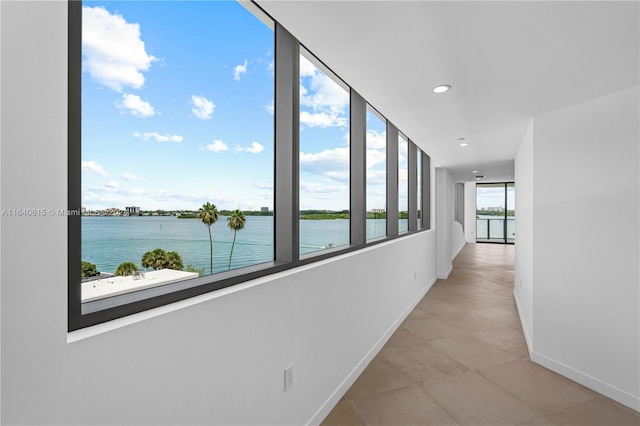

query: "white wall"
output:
513 119 534 352
435 168 453 277
0 3 439 424
464 182 477 243
452 221 466 259
521 88 640 411
0 0 3 420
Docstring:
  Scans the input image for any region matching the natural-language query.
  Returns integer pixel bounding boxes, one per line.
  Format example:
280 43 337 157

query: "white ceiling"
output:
256 1 639 182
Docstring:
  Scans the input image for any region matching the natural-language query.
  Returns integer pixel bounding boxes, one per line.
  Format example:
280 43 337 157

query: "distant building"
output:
260 207 269 213
126 206 141 215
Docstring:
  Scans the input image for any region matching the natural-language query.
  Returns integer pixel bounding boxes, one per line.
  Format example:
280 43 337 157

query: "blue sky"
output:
81 1 389 212
82 1 274 211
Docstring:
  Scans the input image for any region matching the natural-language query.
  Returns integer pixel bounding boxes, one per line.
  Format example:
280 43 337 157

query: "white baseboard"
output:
437 265 452 280
307 275 438 425
531 351 640 413
512 292 638 413
512 290 532 355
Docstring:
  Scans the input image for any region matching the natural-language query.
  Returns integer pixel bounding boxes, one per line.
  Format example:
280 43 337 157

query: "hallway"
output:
323 244 640 425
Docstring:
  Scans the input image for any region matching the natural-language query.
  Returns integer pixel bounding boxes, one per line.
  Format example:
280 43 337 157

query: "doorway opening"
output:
476 182 514 244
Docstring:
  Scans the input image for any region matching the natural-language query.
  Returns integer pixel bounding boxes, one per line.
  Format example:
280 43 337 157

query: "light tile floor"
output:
322 243 640 426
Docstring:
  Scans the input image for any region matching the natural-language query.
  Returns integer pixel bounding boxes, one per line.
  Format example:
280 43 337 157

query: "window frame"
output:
364 103 387 242
68 0 433 332
298 47 352 258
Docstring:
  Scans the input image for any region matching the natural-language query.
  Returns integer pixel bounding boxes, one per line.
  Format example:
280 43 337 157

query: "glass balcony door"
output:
476 182 515 244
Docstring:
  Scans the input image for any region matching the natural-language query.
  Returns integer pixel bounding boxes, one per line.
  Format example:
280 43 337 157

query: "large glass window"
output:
366 106 386 240
80 1 274 303
70 1 432 331
398 133 409 233
299 51 350 255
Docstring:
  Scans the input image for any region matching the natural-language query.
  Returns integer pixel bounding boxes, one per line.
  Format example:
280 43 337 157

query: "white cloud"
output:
121 172 141 181
191 95 215 120
366 169 386 185
88 185 147 196
301 74 349 111
118 94 155 117
246 141 264 154
82 6 156 91
366 130 386 150
299 55 317 77
236 141 264 154
399 168 408 183
133 131 183 143
399 153 408 168
299 55 349 129
300 111 347 128
300 147 349 166
324 170 350 181
233 59 248 81
264 99 274 115
300 147 349 181
128 187 148 196
399 137 409 156
366 149 386 169
255 182 273 190
204 140 228 152
300 181 348 194
81 160 110 177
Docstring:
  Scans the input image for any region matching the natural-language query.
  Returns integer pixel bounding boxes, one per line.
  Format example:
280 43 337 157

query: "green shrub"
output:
141 248 184 271
81 261 98 278
115 261 139 277
185 264 205 276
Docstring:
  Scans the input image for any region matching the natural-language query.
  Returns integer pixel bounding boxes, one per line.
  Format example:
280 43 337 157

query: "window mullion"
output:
422 152 431 230
386 122 399 236
408 140 417 232
274 23 299 264
350 89 366 246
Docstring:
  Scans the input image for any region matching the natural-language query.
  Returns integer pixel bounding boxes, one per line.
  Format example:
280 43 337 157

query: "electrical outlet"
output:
284 364 294 391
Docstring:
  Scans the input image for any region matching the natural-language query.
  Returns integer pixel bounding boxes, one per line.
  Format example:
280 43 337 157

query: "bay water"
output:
82 216 400 274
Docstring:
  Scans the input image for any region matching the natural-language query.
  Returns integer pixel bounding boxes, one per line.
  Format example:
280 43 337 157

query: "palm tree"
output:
165 251 184 271
197 202 219 274
141 248 184 271
115 261 139 276
227 209 246 270
142 248 168 270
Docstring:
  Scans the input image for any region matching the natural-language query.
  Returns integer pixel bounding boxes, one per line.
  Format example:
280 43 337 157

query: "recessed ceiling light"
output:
472 170 478 173
459 142 469 147
457 137 466 141
432 84 451 94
